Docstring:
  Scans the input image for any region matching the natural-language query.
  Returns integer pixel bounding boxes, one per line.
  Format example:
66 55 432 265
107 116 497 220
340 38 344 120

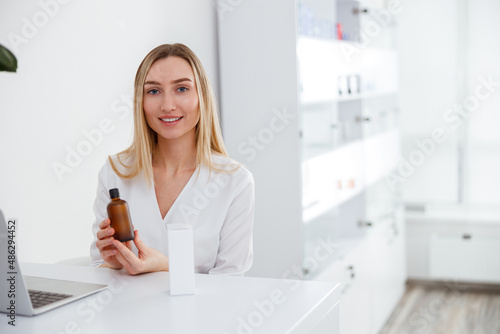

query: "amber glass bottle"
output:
107 188 135 242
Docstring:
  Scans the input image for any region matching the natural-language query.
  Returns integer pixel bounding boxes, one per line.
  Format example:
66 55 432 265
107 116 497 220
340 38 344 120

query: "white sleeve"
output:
89 163 110 267
208 174 255 276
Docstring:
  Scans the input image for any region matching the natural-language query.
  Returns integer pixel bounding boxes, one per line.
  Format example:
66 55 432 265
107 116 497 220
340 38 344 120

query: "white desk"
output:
2 263 339 334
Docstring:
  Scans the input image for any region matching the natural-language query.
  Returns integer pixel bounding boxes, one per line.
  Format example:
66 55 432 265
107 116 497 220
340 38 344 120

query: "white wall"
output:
396 0 460 204
397 0 500 206
0 0 219 264
465 0 500 204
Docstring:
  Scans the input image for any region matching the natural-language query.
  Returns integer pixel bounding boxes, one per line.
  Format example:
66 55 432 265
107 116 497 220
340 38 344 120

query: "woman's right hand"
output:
95 218 132 269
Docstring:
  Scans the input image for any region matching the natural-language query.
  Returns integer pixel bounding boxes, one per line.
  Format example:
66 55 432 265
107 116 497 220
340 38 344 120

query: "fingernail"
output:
108 229 113 235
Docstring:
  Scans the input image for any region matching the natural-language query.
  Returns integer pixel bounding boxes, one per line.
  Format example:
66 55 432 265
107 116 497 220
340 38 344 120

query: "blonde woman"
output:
90 44 254 276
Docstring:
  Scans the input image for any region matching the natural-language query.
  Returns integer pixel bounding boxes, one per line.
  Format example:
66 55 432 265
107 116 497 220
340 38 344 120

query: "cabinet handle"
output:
358 221 373 227
347 266 355 279
353 8 369 14
463 234 472 240
356 116 371 123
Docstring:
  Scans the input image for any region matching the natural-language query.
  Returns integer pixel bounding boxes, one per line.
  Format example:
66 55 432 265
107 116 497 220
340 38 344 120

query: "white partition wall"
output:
217 0 303 279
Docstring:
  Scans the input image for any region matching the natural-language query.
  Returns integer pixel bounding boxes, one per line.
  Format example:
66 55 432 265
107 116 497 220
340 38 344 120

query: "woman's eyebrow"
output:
144 78 192 86
171 77 192 84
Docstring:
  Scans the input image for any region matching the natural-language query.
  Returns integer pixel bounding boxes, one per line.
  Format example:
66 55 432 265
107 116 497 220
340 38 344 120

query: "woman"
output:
90 44 254 276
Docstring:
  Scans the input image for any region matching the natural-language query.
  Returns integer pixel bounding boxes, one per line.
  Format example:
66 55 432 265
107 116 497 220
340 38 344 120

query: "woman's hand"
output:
95 218 132 269
112 230 169 275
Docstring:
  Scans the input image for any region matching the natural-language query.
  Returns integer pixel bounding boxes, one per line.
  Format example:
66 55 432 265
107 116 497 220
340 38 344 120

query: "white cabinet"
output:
316 209 406 334
429 232 500 282
315 241 371 334
406 206 500 284
218 0 406 332
368 210 406 332
337 243 372 334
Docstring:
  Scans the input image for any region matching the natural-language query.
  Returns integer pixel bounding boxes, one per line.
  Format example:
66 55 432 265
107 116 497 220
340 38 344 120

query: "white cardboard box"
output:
167 224 195 295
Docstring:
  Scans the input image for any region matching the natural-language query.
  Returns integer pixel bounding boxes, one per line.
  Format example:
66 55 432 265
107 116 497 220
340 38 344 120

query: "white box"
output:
167 224 195 295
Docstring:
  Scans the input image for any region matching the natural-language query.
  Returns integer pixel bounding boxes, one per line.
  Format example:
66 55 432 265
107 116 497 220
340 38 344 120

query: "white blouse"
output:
89 154 255 276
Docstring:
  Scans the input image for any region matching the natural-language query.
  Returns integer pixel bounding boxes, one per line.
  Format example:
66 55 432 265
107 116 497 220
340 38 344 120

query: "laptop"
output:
0 210 108 316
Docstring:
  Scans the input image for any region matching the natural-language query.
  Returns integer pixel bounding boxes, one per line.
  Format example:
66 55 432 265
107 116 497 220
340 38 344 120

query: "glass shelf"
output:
298 0 400 279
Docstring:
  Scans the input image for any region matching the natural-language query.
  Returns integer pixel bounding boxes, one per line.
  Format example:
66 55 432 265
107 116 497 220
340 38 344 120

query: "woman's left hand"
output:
112 230 169 275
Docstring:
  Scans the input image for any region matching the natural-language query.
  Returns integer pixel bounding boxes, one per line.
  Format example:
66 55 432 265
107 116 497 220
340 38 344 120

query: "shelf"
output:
303 187 363 224
302 129 400 224
297 36 398 55
302 127 399 165
302 140 364 223
406 203 500 225
299 91 398 106
297 36 398 104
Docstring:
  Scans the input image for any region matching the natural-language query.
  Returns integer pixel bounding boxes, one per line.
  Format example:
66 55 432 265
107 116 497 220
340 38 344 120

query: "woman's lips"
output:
159 116 183 126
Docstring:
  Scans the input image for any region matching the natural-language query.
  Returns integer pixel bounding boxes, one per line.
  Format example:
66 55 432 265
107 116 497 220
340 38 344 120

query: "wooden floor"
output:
379 280 500 334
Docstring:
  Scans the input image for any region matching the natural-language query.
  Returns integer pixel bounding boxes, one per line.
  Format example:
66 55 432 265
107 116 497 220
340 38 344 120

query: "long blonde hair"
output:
109 43 229 183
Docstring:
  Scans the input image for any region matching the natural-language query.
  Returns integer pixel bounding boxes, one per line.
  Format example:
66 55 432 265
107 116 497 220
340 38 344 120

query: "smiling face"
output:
143 56 200 144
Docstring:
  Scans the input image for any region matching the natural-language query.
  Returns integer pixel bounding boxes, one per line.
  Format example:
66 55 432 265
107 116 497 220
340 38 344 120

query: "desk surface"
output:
2 263 339 334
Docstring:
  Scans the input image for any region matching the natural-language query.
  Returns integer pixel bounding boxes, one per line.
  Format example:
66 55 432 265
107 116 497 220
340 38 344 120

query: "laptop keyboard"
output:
28 289 73 309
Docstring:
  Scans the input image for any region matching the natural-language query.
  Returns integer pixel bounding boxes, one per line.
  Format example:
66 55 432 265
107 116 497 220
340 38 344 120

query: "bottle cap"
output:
109 188 120 199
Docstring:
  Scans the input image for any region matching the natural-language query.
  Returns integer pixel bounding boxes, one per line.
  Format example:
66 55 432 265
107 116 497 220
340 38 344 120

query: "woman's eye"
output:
177 87 188 93
148 89 160 95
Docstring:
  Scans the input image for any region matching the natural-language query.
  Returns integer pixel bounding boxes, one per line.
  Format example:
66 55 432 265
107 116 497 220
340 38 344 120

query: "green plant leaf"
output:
0 44 18 72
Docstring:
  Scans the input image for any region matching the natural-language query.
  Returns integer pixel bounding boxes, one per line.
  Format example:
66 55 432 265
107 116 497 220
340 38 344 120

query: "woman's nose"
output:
161 93 176 111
